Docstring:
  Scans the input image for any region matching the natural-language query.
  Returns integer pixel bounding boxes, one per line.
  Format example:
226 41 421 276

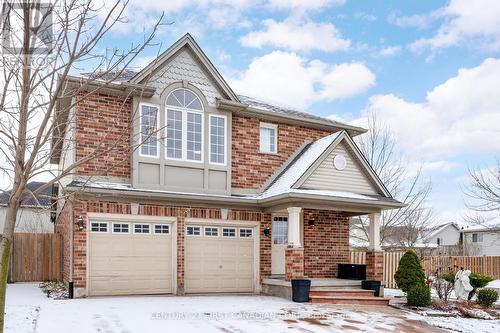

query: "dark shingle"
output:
0 181 53 208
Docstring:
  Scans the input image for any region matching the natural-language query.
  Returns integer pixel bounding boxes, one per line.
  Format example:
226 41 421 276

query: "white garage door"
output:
88 221 174 296
185 224 255 293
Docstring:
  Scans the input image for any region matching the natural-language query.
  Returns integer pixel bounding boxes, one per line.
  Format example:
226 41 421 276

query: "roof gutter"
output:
66 185 404 210
64 75 156 98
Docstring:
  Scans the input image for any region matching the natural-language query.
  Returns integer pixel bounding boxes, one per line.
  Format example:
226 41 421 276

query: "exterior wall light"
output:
263 228 271 237
308 219 316 227
76 216 85 231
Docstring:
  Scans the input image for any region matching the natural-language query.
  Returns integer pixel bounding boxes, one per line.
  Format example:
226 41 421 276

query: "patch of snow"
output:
486 280 500 289
384 288 405 298
7 283 449 333
406 311 500 333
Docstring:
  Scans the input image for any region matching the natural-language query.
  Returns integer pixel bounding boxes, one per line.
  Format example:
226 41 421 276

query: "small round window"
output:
333 154 347 170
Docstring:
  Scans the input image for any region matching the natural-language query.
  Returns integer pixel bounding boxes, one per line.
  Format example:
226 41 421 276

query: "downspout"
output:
68 205 74 299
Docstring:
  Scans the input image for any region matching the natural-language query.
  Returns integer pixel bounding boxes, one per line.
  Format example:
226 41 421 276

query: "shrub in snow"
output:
394 250 426 293
407 284 431 307
476 288 498 308
430 271 455 302
468 273 494 300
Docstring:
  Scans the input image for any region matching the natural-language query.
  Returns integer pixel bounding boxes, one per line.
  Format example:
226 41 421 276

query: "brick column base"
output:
285 247 304 281
366 251 384 281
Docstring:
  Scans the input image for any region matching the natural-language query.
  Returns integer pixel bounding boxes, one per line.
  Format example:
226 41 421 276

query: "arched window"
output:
165 88 204 161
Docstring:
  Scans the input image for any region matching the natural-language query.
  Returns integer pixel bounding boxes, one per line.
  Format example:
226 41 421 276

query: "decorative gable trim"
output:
293 131 392 198
130 33 239 102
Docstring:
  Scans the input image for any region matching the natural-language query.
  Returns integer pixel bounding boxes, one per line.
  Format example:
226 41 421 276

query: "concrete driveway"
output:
6 283 449 333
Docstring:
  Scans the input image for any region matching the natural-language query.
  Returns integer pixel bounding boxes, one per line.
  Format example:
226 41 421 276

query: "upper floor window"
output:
140 104 159 157
260 122 277 154
165 88 203 162
472 233 483 243
436 237 441 246
209 115 226 165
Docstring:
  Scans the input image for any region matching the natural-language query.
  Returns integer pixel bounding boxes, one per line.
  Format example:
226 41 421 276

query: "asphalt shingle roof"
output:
0 181 53 208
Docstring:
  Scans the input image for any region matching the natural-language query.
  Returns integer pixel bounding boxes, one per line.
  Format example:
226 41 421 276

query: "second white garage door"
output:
185 224 256 293
88 221 174 296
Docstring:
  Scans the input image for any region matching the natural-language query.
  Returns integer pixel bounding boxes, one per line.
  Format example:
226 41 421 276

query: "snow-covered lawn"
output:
384 288 500 333
6 283 450 333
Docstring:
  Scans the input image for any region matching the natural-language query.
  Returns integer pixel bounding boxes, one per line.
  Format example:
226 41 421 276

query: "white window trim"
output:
90 222 108 233
112 222 130 234
259 122 278 154
165 89 205 163
186 225 202 236
239 228 253 238
138 102 160 158
204 226 219 237
133 223 151 235
222 227 236 238
154 223 171 235
208 114 227 166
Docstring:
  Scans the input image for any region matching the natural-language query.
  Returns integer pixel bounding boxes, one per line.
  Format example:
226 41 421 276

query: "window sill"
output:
259 151 280 156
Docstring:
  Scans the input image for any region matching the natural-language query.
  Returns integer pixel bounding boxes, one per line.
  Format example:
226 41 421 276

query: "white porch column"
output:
287 207 302 248
368 212 382 251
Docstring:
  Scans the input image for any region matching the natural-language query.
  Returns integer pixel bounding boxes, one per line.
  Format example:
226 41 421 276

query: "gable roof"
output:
0 182 53 208
130 33 239 102
237 95 366 135
423 222 460 241
261 131 395 201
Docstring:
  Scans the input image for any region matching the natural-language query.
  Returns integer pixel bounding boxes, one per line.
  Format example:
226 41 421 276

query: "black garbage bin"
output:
361 280 381 297
291 279 311 302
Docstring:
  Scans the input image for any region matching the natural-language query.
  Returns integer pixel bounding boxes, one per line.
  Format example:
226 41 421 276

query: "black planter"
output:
361 280 381 297
291 279 311 302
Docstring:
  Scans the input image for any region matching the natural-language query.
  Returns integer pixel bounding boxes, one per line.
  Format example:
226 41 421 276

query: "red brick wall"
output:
302 209 350 278
285 248 305 281
231 115 331 189
75 92 132 180
366 251 384 281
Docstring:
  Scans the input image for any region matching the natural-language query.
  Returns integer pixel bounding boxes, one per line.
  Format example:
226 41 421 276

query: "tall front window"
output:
165 88 204 161
209 115 226 164
140 104 159 157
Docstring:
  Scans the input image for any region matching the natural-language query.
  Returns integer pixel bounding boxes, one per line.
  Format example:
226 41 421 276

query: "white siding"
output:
301 142 379 195
463 231 500 256
0 207 53 233
427 225 460 246
149 48 223 106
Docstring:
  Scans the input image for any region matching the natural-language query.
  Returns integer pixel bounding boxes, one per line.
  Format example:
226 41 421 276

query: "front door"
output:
271 216 288 275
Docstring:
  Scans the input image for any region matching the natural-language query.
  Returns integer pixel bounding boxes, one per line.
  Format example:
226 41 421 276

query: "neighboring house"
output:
52 34 403 298
0 181 54 233
422 222 461 247
461 225 500 256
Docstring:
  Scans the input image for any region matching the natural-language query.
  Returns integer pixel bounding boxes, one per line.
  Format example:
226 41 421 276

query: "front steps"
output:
309 288 390 305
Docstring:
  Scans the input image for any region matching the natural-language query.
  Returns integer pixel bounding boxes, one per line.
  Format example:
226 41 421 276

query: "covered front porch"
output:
259 201 388 303
263 206 384 282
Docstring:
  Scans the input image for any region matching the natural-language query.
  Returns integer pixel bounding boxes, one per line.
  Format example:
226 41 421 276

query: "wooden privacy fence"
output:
350 251 500 289
8 233 62 282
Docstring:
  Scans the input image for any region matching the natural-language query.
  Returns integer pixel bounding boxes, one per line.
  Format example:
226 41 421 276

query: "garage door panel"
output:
88 223 173 296
185 224 255 293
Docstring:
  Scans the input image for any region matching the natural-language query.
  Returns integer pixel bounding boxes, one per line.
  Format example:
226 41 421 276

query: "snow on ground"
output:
406 311 500 333
385 288 500 333
6 283 449 333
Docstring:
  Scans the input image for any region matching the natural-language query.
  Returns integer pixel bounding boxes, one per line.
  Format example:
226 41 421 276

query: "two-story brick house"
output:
53 34 403 299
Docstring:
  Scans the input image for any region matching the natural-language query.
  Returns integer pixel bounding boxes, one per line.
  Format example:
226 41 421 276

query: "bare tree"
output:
463 160 500 222
352 112 433 248
0 1 163 330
